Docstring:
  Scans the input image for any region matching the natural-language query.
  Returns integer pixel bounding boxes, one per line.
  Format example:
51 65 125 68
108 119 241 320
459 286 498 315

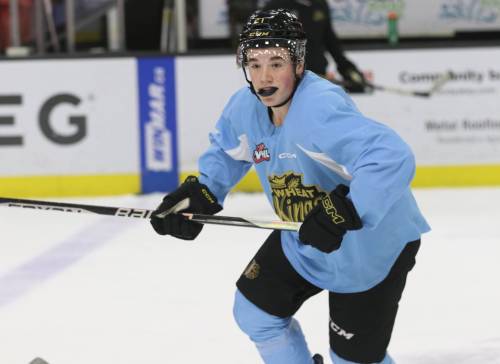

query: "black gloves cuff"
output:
150 176 222 240
299 184 362 253
336 58 367 93
336 57 356 74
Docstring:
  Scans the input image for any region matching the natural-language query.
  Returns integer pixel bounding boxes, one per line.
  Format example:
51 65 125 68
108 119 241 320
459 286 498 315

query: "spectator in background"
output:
227 0 259 48
262 0 367 92
125 0 165 50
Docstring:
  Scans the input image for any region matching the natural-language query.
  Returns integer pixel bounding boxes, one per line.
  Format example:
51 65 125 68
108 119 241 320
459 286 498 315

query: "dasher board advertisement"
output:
350 47 500 166
175 47 500 187
0 56 179 197
0 58 138 175
137 57 179 193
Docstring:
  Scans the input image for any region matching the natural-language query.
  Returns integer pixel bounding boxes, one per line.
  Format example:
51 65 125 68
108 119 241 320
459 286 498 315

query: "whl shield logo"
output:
253 143 271 163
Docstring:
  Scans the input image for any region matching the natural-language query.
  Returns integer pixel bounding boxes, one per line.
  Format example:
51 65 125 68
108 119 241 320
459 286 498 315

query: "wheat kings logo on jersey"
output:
269 172 325 222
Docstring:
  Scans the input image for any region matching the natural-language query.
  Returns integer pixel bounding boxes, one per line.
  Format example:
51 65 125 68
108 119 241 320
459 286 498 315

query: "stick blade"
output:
29 358 50 364
413 91 431 98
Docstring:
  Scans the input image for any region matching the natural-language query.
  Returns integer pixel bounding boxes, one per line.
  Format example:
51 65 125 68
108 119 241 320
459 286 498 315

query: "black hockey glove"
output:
299 184 363 253
150 176 222 240
336 58 367 94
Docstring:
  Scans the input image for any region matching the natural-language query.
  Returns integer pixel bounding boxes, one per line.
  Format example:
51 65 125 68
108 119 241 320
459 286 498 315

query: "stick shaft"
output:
367 83 430 97
366 71 451 98
332 71 451 98
0 197 300 231
183 213 300 231
0 197 152 218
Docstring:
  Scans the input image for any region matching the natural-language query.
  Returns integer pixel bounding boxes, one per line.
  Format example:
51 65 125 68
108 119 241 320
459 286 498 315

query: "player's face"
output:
245 47 303 107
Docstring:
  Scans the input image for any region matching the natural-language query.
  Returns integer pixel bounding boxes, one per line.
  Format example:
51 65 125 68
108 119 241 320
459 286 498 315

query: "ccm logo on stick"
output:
0 93 87 146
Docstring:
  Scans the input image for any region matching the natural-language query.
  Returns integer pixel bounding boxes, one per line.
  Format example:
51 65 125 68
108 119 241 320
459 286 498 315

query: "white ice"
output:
0 187 499 364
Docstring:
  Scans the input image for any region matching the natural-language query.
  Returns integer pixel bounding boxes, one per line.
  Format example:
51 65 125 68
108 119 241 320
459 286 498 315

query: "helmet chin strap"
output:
242 67 257 95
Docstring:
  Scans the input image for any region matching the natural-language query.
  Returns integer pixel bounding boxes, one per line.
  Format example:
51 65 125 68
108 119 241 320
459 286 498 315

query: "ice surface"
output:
0 188 499 364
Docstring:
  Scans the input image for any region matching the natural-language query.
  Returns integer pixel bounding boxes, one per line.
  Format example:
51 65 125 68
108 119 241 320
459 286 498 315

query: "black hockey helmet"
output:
236 8 307 67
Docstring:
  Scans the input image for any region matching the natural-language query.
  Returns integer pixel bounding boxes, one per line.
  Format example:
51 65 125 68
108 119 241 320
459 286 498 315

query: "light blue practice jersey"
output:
198 71 430 293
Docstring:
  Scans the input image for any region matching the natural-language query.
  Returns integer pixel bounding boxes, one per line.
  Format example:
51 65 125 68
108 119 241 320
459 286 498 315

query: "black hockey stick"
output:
364 82 433 97
365 71 451 98
0 197 300 231
334 71 451 98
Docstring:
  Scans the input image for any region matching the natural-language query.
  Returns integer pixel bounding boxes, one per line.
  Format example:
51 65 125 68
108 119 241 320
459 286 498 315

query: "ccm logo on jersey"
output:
253 143 270 163
278 152 296 159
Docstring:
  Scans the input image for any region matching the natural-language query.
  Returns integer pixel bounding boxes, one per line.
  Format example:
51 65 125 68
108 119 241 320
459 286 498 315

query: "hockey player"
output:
150 9 430 364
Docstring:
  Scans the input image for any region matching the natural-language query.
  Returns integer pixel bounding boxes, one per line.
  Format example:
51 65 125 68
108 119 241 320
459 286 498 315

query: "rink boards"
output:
0 57 178 197
1 47 499 197
177 47 500 190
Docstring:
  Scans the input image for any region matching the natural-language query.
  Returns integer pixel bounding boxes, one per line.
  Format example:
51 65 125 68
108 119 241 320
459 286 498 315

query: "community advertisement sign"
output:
176 47 500 170
350 47 500 166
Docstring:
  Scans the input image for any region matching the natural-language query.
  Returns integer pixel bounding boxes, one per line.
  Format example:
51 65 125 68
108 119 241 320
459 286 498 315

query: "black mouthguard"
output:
257 87 278 97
